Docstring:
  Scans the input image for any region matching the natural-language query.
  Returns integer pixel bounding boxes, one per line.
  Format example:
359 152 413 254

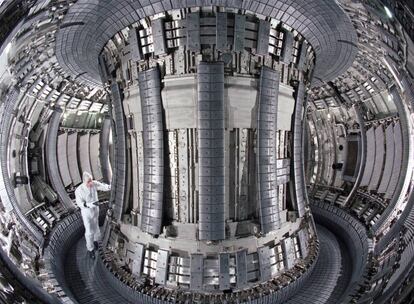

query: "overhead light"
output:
384 6 393 19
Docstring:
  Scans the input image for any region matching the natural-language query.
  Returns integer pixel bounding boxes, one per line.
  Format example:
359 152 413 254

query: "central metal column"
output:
257 67 281 233
197 62 225 241
138 68 165 236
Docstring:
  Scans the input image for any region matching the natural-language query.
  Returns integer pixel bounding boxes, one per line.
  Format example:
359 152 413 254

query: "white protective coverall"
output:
75 172 111 252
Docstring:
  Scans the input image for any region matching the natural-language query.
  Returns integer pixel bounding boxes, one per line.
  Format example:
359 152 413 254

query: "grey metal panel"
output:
67 132 82 185
138 67 164 236
186 13 200 52
155 249 169 285
130 243 145 276
281 237 295 270
368 125 384 190
57 132 72 187
256 19 270 55
233 14 246 52
298 229 309 259
129 27 142 61
79 133 93 176
360 127 375 187
378 123 395 193
152 18 167 56
197 62 225 241
46 108 74 211
297 41 307 70
219 253 230 290
236 250 247 288
385 122 402 199
281 30 293 64
292 82 307 217
190 254 204 290
109 82 128 221
99 117 111 184
216 12 227 51
258 246 272 281
89 133 102 181
257 67 280 233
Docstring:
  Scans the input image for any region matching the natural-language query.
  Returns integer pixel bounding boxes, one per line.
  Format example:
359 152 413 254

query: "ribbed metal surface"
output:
377 123 395 193
99 117 112 184
292 82 307 217
67 132 82 186
57 132 72 187
385 121 402 199
90 133 103 181
360 126 375 186
109 82 128 221
368 125 384 190
257 67 281 233
79 133 93 176
197 62 225 241
46 108 74 211
138 68 164 236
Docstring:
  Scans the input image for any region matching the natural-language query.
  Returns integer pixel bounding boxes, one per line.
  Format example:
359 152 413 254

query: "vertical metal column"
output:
46 108 74 211
109 82 128 221
197 62 225 241
257 67 281 234
292 82 307 218
138 68 164 236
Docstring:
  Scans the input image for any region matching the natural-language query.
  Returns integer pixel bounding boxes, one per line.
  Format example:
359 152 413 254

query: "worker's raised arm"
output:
93 181 111 191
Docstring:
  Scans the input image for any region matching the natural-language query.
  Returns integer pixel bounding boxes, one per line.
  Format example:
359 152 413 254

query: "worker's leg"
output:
82 211 94 252
92 208 101 242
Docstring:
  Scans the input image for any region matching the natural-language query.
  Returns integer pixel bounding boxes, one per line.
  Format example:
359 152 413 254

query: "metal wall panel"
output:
385 121 402 198
236 249 247 288
129 28 142 61
190 254 204 290
298 229 309 258
89 133 103 181
256 19 270 55
109 82 128 220
216 12 227 51
67 132 82 185
138 68 164 235
368 125 384 190
378 123 395 193
257 67 280 233
130 243 145 277
281 237 295 270
99 117 112 184
155 249 169 285
233 14 246 52
197 62 225 241
79 133 93 177
187 13 200 51
360 127 375 186
258 246 272 281
46 108 73 210
219 253 230 290
152 18 167 56
57 132 72 187
281 30 293 63
292 82 307 217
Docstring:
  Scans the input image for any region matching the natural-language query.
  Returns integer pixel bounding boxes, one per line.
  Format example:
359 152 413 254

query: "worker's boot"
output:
88 250 96 259
94 241 99 251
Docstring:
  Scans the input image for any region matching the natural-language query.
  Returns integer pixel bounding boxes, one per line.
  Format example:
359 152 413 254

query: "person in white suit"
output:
75 171 111 259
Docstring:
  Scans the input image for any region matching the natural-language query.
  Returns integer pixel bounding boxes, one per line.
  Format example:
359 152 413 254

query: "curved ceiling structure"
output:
0 0 413 303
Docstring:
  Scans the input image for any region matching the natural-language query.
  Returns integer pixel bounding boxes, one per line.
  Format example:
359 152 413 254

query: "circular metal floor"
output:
63 224 351 304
